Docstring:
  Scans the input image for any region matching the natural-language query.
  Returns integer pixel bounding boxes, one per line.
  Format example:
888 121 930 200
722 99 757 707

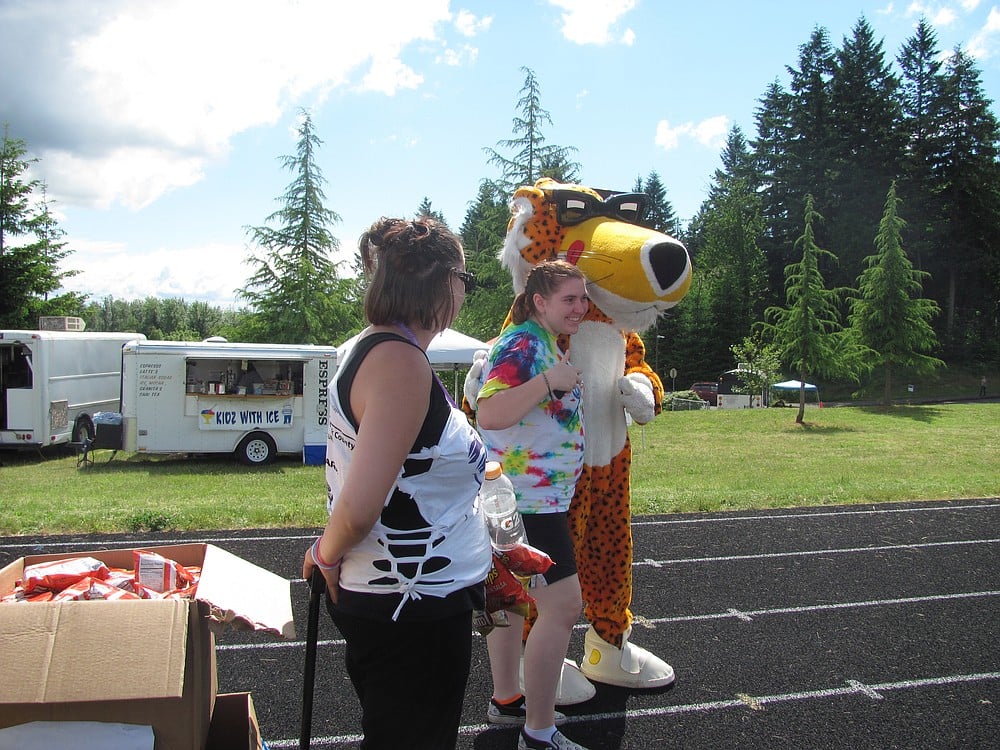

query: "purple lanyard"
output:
394 323 458 408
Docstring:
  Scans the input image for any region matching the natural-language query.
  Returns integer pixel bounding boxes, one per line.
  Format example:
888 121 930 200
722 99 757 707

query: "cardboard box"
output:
0 544 294 750
206 693 262 750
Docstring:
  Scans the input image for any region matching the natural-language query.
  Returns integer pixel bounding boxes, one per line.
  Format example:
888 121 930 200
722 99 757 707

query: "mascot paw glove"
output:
619 374 655 425
464 349 489 410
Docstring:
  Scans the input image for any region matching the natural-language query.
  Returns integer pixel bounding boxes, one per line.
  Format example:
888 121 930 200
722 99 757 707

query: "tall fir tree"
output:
826 17 905 289
633 170 680 237
0 127 84 327
848 182 942 406
483 67 580 197
455 182 513 341
238 111 359 345
925 46 1000 355
682 127 768 378
896 18 946 279
763 195 859 423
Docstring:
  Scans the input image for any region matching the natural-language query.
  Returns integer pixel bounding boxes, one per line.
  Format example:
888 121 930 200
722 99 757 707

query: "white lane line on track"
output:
262 670 1000 748
635 536 1000 567
4 501 998 552
631 500 1000 526
214 589 1000 651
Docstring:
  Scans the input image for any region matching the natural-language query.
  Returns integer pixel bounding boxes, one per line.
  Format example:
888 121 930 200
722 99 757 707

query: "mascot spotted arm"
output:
467 178 692 693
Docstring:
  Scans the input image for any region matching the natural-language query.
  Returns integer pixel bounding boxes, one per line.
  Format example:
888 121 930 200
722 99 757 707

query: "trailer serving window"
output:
184 358 304 396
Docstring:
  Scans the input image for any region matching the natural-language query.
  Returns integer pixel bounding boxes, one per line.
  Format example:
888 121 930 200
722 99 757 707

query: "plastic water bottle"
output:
480 461 525 550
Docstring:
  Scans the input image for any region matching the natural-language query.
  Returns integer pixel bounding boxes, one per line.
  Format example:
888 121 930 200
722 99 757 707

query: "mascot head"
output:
501 178 692 333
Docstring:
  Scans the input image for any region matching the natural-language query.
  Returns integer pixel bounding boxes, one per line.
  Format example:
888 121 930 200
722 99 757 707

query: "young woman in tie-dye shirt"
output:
476 260 592 750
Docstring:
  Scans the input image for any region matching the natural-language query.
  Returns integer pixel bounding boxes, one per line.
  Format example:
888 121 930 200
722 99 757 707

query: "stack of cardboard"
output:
0 543 295 750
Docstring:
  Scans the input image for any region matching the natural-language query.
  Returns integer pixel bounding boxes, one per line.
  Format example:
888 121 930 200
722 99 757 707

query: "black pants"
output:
328 605 473 749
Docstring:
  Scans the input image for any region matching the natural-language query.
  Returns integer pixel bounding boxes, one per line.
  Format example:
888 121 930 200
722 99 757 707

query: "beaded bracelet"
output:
311 538 342 572
540 371 555 401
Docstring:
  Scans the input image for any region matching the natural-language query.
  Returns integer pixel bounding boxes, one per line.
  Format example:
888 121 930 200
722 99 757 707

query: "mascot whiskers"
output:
466 178 692 698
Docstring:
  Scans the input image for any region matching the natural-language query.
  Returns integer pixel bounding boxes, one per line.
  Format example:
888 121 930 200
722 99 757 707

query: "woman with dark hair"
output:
302 216 491 749
476 260 591 750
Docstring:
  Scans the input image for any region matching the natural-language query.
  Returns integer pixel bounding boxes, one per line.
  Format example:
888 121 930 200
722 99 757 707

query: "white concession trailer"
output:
118 339 338 465
0 328 144 450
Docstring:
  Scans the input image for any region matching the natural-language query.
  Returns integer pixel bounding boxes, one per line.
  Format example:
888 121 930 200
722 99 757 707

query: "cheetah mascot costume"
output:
466 178 692 698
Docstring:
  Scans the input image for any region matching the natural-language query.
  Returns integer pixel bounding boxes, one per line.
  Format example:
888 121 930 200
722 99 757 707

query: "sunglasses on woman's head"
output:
453 269 476 293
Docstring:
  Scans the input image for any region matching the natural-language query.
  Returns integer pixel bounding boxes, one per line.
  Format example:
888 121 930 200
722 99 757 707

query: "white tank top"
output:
325 331 491 620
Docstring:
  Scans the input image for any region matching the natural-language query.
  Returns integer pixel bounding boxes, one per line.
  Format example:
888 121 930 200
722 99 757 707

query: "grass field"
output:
1 402 997 536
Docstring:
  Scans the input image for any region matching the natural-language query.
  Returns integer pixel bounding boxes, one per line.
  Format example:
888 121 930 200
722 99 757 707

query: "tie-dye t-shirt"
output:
476 318 584 514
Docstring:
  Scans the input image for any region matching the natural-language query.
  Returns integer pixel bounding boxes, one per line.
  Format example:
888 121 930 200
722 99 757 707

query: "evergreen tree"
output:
896 18 946 280
455 182 513 341
926 46 1000 354
826 18 905 288
415 197 447 225
848 182 942 406
755 27 836 299
763 195 860 423
681 127 767 379
238 110 359 344
633 170 680 236
484 67 580 196
0 127 84 327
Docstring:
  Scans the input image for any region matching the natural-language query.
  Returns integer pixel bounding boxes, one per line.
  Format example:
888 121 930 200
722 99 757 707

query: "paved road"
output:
3 497 999 749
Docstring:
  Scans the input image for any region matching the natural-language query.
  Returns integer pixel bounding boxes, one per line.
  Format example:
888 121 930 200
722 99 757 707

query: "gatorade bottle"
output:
480 461 525 550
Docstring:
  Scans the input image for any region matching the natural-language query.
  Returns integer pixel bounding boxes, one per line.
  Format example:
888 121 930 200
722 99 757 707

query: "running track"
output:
2 497 998 749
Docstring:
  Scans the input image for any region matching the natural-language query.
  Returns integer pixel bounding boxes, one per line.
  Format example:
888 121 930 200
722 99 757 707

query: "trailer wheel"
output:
72 417 95 444
236 431 276 466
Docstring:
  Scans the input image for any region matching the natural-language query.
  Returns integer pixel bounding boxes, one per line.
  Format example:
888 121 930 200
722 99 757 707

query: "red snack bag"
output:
134 550 195 594
52 576 141 601
484 551 534 616
20 557 110 593
493 542 553 577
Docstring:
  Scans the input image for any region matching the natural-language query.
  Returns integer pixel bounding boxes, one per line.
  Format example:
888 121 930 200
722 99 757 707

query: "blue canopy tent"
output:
771 379 820 404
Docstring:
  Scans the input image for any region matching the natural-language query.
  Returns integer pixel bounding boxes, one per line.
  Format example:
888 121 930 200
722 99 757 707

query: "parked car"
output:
690 381 719 404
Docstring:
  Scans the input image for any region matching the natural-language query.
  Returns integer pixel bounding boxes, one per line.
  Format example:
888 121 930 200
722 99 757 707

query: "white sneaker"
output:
579 625 675 689
486 695 566 726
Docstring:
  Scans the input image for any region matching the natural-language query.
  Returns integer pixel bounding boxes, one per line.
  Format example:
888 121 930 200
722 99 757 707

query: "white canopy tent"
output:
771 379 820 403
336 327 490 393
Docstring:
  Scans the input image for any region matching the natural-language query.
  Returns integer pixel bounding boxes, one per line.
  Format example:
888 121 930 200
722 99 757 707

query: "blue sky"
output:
2 0 998 308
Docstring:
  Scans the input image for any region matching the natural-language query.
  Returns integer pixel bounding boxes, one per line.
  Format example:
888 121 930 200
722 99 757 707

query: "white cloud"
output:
548 0 637 45
438 44 479 67
968 6 1000 58
63 238 251 307
933 7 958 26
0 0 455 212
654 116 730 152
453 10 492 36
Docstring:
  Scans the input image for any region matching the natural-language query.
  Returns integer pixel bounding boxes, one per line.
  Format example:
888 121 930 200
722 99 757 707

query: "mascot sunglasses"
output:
551 190 648 227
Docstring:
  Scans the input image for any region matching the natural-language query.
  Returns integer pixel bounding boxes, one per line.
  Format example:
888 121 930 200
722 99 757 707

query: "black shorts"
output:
522 511 577 585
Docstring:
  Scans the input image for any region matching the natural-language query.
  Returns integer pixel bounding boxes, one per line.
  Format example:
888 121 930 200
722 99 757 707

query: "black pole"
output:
300 568 326 749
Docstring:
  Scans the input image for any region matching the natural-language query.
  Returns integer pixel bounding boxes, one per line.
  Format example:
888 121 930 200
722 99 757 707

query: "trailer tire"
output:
73 417 95 444
236 431 276 466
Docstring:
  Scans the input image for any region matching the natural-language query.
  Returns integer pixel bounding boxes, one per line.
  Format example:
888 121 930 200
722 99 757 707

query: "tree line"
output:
2 16 996 402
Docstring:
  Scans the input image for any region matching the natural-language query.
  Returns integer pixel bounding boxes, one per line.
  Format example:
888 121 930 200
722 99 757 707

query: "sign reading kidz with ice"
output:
199 402 295 430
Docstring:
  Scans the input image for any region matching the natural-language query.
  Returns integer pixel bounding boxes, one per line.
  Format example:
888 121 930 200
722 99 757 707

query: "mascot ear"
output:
619 373 656 425
464 349 489 411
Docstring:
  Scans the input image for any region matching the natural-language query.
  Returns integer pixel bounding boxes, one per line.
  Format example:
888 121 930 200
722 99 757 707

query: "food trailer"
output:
116 339 337 465
0 325 144 450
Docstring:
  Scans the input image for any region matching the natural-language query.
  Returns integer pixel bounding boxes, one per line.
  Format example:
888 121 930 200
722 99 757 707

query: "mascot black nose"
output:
648 239 690 293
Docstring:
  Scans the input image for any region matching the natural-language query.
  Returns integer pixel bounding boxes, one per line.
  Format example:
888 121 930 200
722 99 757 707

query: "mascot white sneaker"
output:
581 626 675 689
519 657 597 706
